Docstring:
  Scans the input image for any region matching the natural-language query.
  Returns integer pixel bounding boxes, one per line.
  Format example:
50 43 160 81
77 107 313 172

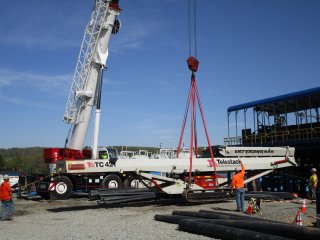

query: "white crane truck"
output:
36 0 297 201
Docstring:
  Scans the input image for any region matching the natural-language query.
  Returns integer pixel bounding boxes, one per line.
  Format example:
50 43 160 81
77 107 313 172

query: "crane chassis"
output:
36 146 296 200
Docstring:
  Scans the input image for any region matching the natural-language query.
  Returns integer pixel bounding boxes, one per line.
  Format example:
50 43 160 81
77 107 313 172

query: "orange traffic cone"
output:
300 199 307 213
246 202 253 215
294 210 302 226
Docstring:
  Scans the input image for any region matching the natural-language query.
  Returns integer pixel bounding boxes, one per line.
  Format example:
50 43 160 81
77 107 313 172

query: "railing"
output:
223 136 242 146
225 126 320 146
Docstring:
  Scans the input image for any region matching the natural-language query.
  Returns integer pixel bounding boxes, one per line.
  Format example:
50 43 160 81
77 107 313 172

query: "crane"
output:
44 0 121 173
64 0 121 158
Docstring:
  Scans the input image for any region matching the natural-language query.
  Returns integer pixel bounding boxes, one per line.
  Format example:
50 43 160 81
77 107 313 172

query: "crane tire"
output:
101 174 122 189
52 176 73 200
123 176 140 188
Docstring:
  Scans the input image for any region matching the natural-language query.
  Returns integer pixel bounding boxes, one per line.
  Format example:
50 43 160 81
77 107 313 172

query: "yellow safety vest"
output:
308 174 318 189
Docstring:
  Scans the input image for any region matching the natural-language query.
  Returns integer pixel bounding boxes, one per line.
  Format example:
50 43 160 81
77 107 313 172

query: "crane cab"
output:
98 147 119 164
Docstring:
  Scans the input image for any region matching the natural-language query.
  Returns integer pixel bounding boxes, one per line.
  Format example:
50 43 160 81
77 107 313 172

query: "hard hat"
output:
3 174 9 180
235 167 240 172
311 168 317 172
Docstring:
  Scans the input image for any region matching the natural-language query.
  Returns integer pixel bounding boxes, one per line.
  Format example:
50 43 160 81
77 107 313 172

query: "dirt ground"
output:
0 194 318 240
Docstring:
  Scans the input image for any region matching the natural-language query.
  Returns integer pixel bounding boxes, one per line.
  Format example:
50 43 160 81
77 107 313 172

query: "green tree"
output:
0 154 5 169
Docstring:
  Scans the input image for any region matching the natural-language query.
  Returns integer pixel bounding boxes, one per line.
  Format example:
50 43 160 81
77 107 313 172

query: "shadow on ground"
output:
46 198 231 213
47 198 184 212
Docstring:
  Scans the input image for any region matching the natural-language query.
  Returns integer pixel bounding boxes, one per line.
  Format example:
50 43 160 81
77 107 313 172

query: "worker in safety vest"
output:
101 152 108 159
232 160 245 212
0 175 14 221
308 168 318 201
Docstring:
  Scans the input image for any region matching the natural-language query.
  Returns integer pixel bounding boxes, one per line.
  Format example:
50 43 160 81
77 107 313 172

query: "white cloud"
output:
139 125 179 144
1 34 79 50
150 79 176 90
0 1 87 50
0 68 70 110
0 22 78 51
111 24 148 53
104 91 128 96
111 19 167 53
4 96 60 110
103 78 126 86
0 1 170 53
135 114 181 144
0 68 71 93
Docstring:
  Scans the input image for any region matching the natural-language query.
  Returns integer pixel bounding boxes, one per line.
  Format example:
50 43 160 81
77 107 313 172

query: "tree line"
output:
0 146 204 175
0 146 161 174
0 147 47 174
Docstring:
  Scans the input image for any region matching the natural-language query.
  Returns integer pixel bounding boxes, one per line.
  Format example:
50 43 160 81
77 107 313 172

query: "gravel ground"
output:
0 194 317 240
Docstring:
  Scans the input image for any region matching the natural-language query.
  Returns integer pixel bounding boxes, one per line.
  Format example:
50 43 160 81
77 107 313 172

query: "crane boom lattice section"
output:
64 1 110 124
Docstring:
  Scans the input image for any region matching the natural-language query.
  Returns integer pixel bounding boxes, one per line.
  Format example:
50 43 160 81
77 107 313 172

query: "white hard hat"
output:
3 174 9 180
311 168 317 172
235 167 240 172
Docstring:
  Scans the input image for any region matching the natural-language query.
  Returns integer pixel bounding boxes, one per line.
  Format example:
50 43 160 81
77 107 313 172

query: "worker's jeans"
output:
1 200 14 220
310 188 317 200
235 188 245 211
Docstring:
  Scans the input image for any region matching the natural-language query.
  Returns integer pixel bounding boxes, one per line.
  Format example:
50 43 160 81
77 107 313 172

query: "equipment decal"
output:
96 161 115 167
87 161 115 168
234 149 274 154
216 158 241 167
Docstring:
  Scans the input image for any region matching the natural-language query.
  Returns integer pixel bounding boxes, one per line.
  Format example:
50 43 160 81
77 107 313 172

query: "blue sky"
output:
0 0 319 149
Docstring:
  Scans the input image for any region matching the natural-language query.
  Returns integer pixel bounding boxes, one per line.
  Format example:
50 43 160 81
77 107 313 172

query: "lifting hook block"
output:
187 56 199 72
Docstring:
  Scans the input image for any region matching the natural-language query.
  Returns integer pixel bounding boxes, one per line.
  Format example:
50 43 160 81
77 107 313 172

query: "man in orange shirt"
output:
1 174 14 221
232 160 245 212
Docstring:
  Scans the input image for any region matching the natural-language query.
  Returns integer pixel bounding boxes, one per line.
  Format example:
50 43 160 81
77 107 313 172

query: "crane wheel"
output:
52 176 73 200
123 176 140 188
101 174 122 189
182 188 191 202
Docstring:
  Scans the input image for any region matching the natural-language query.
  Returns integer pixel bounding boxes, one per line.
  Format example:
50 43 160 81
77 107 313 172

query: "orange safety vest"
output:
232 163 245 189
0 181 12 201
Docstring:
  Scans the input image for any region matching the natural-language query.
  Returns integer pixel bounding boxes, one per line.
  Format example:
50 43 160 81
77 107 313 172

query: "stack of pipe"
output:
155 209 320 240
89 188 156 205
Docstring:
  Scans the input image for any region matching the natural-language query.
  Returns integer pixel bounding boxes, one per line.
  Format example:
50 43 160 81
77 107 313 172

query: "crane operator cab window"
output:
99 151 109 160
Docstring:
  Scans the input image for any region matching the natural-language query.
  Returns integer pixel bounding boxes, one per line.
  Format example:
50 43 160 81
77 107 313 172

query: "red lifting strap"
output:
187 56 199 72
176 55 217 186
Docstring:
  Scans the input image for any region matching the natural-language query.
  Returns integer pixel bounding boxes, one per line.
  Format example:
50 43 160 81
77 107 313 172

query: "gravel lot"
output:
0 194 317 240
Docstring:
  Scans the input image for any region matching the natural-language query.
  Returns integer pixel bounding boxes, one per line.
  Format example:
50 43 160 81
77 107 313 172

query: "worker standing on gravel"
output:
308 168 318 202
0 175 14 221
232 160 246 212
